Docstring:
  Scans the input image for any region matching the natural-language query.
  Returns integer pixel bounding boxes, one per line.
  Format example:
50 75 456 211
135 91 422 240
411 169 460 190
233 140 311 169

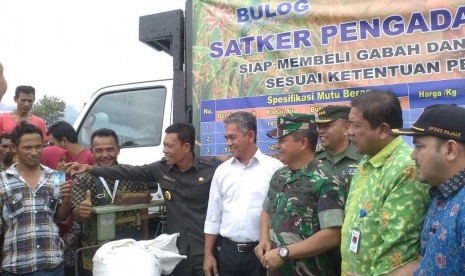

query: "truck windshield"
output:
77 87 166 148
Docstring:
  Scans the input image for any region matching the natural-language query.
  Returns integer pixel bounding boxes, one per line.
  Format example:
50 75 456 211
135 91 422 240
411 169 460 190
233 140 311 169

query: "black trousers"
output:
217 238 266 276
169 252 204 276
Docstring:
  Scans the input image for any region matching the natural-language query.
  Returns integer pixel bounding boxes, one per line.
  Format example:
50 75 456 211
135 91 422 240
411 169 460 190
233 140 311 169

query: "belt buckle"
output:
237 243 247 253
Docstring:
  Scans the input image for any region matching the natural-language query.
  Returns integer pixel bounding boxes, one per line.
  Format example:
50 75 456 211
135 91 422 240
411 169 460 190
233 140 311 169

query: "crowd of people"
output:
0 62 463 276
66 92 465 276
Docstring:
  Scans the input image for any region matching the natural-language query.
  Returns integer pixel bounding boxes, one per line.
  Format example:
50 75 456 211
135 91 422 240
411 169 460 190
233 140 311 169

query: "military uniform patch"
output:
162 174 176 182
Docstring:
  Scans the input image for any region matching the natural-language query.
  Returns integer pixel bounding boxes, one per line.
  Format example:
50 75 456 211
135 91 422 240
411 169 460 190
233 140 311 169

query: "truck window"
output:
77 87 166 148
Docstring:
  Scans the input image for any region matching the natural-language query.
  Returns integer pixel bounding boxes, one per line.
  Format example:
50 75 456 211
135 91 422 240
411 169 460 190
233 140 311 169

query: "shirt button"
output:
36 245 40 249
35 211 38 214
35 227 39 231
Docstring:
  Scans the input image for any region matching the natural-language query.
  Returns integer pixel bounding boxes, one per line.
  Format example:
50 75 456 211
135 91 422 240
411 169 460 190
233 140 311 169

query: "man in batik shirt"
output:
71 128 147 276
392 104 465 275
341 91 430 275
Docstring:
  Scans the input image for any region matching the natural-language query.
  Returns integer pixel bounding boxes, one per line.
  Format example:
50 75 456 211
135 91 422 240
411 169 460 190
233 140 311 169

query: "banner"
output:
192 0 465 156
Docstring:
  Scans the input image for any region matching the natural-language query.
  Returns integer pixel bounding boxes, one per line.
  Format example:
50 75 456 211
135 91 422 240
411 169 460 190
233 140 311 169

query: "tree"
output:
31 95 66 127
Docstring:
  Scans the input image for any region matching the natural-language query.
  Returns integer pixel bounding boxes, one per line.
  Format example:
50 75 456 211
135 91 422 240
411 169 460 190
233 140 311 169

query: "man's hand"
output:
55 180 73 221
203 254 219 276
262 248 284 272
78 190 92 219
255 240 271 264
65 162 91 176
60 181 72 203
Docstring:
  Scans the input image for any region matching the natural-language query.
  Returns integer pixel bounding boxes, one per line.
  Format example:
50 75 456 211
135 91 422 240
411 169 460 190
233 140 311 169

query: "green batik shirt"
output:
263 159 346 276
71 172 148 271
341 137 430 276
316 143 362 187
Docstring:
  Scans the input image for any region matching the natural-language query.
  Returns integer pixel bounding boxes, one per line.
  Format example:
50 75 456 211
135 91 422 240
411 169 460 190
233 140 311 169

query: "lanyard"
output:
99 177 119 203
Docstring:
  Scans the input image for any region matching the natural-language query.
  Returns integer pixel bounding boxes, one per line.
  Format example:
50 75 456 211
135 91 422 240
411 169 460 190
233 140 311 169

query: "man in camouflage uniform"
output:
315 106 362 275
71 128 148 276
316 105 362 187
255 113 346 276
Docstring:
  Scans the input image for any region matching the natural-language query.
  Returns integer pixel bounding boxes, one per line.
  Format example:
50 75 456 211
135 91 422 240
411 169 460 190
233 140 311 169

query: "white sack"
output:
93 233 186 276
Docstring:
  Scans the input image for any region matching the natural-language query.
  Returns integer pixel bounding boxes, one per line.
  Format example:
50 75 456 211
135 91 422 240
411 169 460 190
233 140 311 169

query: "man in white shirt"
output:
203 111 283 276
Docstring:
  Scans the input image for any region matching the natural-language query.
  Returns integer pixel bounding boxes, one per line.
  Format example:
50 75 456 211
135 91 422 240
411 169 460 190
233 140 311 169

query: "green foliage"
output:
31 95 66 127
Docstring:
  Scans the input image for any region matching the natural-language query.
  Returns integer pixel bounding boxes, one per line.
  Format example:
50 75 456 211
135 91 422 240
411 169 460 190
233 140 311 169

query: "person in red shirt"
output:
0 85 47 140
47 121 95 166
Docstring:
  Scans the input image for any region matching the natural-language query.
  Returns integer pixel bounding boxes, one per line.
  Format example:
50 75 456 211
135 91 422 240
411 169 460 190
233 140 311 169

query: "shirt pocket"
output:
4 192 25 220
285 190 316 236
191 181 211 200
158 179 175 191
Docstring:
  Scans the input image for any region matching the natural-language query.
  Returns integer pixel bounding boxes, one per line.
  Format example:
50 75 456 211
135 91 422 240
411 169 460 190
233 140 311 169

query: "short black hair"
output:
10 121 43 146
351 90 403 129
47 121 78 143
165 123 195 152
91 128 119 147
290 128 319 152
0 133 11 142
15 85 35 98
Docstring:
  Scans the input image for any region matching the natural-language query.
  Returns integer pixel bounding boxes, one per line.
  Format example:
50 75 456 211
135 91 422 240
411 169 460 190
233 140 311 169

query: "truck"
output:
74 0 465 171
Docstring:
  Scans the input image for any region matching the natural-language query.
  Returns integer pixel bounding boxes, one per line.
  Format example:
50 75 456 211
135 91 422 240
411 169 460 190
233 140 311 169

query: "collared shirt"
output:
263 160 346 276
204 148 283 242
71 171 147 270
0 165 63 274
316 143 362 187
341 137 430 275
91 156 217 257
414 170 465 276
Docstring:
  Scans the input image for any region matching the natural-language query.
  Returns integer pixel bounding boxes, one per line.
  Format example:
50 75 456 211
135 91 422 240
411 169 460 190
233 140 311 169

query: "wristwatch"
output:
278 245 289 261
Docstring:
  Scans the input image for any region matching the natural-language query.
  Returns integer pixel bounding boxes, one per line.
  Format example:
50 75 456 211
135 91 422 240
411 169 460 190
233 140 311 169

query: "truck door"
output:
74 80 173 167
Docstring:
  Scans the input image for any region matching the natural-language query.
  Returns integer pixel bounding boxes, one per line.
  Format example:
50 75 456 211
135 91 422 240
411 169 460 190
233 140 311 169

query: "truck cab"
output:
73 80 174 199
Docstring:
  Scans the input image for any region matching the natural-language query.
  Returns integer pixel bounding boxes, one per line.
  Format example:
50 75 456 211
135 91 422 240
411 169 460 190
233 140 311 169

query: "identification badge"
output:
349 228 361 253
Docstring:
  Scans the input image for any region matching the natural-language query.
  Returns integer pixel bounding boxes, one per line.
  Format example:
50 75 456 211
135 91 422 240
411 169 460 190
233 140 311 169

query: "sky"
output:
0 0 185 117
